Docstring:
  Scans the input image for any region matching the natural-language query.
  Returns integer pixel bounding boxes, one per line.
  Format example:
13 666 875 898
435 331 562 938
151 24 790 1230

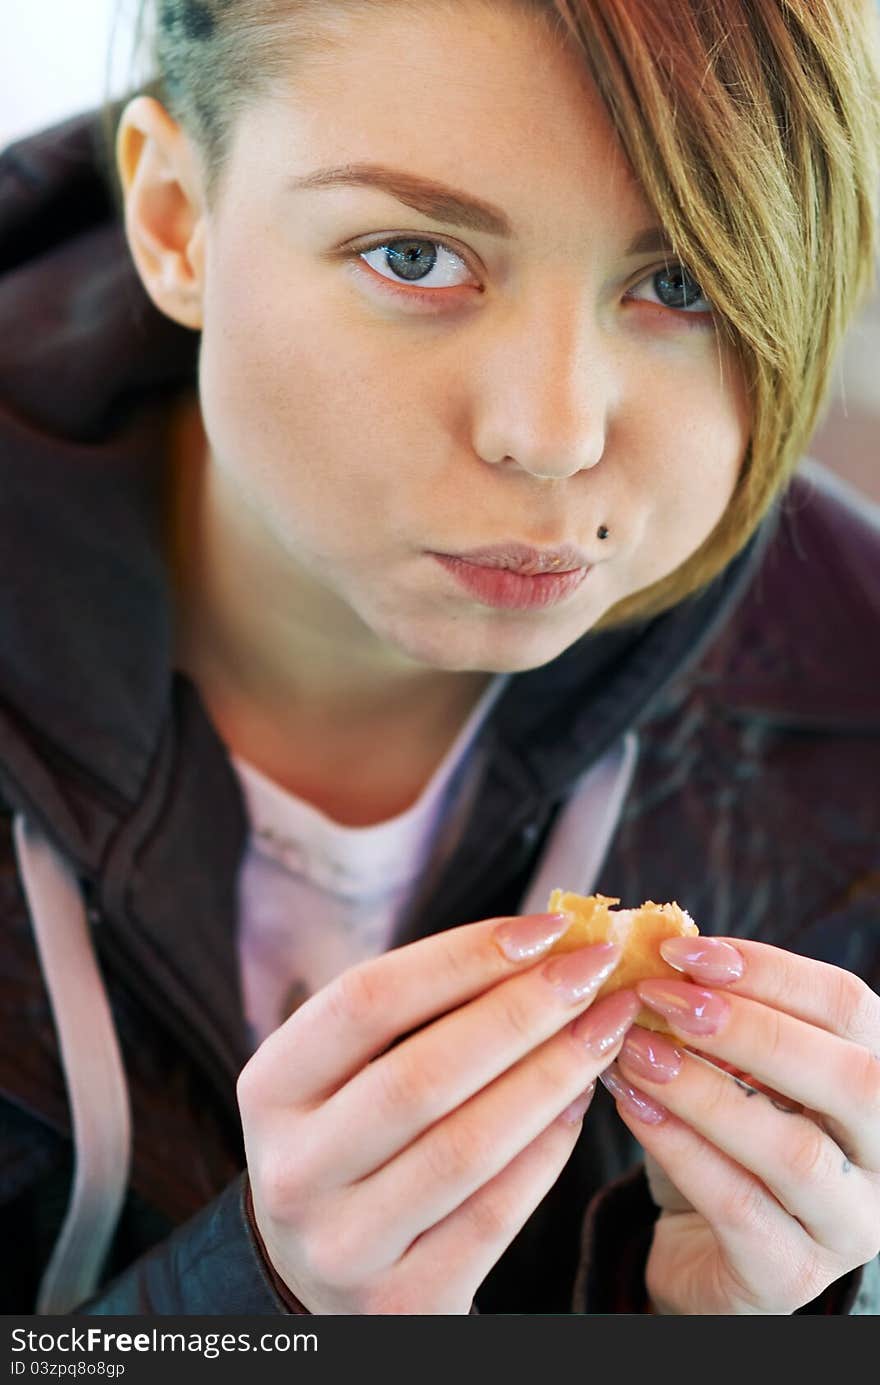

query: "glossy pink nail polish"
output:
542 943 621 1002
492 912 570 961
619 1027 683 1084
570 989 640 1055
599 1064 667 1124
636 979 730 1035
659 935 744 985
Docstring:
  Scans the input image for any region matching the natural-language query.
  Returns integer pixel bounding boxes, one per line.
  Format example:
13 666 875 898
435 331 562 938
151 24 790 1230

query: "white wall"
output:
1 0 144 148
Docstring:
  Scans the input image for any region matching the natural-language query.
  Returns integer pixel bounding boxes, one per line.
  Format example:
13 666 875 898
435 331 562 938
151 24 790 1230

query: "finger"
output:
659 935 880 1048
345 991 639 1263
635 980 880 1170
313 942 625 1184
396 1084 598 1304
616 1033 878 1260
644 1149 693 1213
251 911 573 1103
602 1072 828 1314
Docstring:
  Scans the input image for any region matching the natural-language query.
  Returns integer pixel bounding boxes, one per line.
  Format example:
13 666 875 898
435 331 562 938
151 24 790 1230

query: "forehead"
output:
234 1 654 248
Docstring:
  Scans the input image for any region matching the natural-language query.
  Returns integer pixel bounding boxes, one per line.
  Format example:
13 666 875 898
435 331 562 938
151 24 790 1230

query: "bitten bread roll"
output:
546 889 699 1034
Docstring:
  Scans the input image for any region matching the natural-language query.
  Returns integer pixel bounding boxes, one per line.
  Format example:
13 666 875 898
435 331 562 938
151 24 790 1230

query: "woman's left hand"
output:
601 935 880 1315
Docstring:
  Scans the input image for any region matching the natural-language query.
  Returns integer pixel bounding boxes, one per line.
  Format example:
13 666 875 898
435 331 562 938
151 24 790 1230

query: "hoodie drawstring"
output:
12 812 132 1315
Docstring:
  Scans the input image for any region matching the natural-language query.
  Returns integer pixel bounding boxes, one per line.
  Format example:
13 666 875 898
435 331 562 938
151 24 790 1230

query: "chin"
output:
376 606 605 676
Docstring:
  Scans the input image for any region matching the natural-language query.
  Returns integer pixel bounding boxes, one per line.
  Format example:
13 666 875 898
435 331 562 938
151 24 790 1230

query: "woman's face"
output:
186 0 750 675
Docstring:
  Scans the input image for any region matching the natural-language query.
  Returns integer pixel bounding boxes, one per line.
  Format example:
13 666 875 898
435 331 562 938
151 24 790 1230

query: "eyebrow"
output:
288 161 673 256
288 162 513 237
624 226 676 257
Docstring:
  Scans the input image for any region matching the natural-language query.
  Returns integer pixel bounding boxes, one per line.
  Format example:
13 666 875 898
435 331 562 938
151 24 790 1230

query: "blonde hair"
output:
105 0 880 624
554 0 880 624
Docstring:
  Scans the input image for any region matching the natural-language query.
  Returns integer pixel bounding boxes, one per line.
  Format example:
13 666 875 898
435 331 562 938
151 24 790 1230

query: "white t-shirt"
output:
232 675 510 1050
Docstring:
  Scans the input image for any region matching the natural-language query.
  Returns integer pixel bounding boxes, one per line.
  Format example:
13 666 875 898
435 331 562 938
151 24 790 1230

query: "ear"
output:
115 95 206 330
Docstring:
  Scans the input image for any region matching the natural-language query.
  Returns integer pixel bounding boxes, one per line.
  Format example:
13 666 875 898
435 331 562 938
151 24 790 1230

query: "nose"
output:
470 288 613 481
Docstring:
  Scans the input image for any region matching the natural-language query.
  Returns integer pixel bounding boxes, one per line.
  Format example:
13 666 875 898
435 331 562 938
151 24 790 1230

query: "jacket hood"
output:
0 108 198 841
0 104 771 879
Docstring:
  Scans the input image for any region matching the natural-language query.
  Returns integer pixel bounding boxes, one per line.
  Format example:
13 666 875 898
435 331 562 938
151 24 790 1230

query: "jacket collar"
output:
698 459 880 734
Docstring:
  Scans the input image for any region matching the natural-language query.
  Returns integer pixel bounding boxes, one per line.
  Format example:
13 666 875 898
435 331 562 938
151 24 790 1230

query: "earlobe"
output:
115 95 205 331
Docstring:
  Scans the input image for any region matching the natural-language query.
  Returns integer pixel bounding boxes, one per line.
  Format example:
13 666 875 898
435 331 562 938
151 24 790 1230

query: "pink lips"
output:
447 542 592 576
431 542 592 610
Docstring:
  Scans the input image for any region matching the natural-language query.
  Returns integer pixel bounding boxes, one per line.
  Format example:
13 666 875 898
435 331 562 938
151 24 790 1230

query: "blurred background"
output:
1 0 877 505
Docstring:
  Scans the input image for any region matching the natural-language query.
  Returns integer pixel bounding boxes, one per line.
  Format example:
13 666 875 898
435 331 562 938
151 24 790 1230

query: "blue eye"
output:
358 237 473 290
631 264 713 315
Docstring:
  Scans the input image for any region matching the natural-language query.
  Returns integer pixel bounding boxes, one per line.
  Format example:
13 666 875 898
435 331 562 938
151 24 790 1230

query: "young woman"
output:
0 0 878 1315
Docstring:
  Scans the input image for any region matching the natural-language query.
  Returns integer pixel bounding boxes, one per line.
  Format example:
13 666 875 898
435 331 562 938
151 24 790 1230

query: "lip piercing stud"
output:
597 525 609 540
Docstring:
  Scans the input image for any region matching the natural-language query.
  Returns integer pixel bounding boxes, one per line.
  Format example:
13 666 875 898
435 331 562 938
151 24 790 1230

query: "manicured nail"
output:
542 943 621 1003
560 1082 596 1126
571 990 640 1056
619 1027 683 1084
492 912 570 961
659 936 744 985
599 1064 668 1124
636 979 730 1036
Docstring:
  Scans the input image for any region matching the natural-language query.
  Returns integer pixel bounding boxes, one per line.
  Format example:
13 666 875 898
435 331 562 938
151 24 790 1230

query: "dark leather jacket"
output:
0 108 878 1315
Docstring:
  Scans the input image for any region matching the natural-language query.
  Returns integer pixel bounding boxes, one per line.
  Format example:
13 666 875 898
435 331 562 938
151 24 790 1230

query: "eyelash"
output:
349 234 715 323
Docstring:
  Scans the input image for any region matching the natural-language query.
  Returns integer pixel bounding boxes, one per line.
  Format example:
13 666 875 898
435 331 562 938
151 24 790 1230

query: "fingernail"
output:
599 1064 668 1124
570 989 640 1055
619 1026 683 1084
542 943 621 1003
560 1081 596 1126
492 912 570 961
636 979 730 1036
659 936 744 985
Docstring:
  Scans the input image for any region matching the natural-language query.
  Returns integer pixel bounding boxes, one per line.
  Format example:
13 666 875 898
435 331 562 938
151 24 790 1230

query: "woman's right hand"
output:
237 910 640 1314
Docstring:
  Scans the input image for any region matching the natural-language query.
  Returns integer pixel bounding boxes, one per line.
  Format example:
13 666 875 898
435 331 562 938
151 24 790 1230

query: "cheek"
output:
645 356 749 527
197 256 417 553
619 351 750 591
